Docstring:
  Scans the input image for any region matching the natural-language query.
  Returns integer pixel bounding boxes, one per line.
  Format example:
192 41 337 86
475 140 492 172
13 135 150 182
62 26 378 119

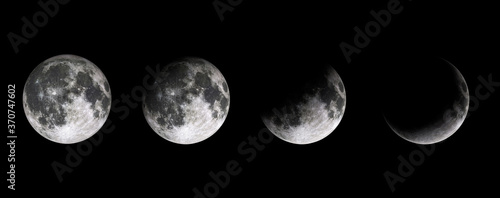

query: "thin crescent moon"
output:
384 58 469 144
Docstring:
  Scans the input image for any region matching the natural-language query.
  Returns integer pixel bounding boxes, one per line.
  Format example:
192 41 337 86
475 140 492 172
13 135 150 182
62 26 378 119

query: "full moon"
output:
143 57 230 144
383 58 469 144
23 54 111 144
261 65 346 145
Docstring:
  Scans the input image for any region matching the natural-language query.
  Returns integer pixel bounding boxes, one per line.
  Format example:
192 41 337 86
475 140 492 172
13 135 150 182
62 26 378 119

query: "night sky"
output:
4 0 499 196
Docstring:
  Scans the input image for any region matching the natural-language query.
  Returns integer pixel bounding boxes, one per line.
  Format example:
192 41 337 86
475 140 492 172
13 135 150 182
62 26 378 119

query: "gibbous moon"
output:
23 54 111 144
383 58 469 144
261 65 346 145
143 57 230 144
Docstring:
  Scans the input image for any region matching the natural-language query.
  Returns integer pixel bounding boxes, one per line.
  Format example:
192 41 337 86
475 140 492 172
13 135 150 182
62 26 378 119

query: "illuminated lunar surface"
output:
143 57 230 144
383 58 469 144
261 65 346 145
23 54 111 144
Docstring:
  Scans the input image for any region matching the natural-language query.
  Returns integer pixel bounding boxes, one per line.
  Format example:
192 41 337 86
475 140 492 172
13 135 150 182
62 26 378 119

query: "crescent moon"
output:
384 58 469 144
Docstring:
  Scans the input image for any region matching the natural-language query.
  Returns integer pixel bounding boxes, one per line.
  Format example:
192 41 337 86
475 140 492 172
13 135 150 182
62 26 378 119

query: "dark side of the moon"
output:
381 56 468 132
259 59 345 130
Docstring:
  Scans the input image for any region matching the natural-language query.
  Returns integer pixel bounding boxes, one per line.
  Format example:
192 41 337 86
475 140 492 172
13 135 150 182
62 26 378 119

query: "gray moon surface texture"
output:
261 65 346 145
384 59 469 144
143 57 230 144
23 54 111 144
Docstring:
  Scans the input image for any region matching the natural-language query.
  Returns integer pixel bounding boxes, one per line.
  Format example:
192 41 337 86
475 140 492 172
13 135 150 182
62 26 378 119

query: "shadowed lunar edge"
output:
383 59 469 144
261 65 347 145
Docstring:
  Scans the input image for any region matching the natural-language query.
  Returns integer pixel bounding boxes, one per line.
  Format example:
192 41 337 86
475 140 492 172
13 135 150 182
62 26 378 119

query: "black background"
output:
4 0 499 196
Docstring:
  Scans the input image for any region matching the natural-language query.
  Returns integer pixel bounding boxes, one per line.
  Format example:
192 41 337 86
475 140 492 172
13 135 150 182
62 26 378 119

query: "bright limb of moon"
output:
384 58 469 144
